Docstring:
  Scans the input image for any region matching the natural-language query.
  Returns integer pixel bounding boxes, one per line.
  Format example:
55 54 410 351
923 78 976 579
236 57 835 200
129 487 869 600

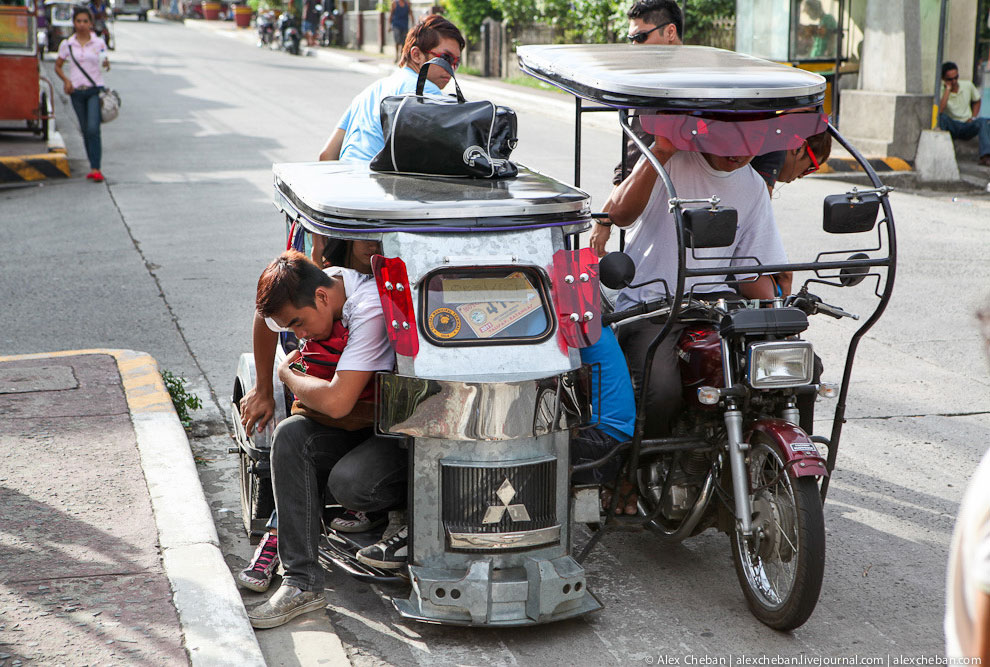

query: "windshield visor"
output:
640 112 828 157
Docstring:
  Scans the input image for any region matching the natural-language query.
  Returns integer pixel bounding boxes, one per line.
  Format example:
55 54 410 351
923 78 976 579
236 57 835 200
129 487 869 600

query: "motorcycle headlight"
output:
747 341 814 389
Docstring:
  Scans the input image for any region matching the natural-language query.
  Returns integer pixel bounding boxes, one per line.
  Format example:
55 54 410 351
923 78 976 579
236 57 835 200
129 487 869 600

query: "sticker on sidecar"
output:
457 297 540 339
428 307 461 339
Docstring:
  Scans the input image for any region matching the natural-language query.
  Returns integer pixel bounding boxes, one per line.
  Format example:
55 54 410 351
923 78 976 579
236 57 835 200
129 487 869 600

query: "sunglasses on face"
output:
801 144 821 177
944 75 959 82
627 22 671 44
429 50 460 69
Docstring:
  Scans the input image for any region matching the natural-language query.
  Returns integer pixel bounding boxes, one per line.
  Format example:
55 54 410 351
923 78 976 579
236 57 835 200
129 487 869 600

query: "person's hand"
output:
589 222 612 258
650 135 677 160
276 350 302 384
102 59 110 71
774 271 793 297
240 386 275 434
63 80 74 95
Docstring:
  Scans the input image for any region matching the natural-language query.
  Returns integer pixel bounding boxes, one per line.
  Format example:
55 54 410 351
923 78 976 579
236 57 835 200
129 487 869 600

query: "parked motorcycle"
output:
518 43 896 631
273 12 301 55
256 10 275 47
317 5 338 47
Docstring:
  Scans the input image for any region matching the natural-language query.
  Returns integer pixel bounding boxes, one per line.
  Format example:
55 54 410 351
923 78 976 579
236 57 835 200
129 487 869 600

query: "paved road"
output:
3 16 989 665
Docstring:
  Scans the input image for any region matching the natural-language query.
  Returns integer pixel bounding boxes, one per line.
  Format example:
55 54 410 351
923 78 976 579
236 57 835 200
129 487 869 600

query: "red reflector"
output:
550 248 601 349
371 255 419 357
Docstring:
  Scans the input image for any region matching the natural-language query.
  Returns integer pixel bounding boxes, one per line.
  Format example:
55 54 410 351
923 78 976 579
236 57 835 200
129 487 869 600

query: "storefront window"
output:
790 0 840 61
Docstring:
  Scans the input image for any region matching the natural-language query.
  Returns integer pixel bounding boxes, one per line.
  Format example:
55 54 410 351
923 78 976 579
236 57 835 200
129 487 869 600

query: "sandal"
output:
601 480 638 516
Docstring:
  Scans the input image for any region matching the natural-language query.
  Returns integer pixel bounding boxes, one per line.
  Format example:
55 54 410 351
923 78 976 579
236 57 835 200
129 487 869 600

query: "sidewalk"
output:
0 350 263 666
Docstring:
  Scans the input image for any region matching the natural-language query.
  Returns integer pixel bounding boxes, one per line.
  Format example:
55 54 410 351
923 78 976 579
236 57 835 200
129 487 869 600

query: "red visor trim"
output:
640 112 828 157
371 255 419 357
550 248 601 349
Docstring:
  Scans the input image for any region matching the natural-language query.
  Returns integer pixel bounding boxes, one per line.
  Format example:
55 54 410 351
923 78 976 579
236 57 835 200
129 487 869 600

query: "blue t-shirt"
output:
335 67 442 163
580 327 636 442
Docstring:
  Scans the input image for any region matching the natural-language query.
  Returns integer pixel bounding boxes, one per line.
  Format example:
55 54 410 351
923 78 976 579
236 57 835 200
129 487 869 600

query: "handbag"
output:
371 58 518 178
67 45 121 123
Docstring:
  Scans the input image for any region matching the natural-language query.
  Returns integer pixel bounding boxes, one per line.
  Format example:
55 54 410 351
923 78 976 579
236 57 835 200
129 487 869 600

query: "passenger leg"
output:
268 416 371 592
616 318 685 438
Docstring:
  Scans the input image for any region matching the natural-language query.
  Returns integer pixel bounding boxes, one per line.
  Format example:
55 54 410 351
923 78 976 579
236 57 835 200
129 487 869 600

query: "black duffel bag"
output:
370 58 518 178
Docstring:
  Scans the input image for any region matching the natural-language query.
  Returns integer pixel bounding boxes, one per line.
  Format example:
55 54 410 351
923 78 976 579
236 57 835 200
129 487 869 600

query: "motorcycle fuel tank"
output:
677 325 723 410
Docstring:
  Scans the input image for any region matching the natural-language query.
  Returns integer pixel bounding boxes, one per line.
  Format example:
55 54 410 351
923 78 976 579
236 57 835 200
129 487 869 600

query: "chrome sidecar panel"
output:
381 228 581 380
378 367 592 441
273 162 591 227
395 430 603 625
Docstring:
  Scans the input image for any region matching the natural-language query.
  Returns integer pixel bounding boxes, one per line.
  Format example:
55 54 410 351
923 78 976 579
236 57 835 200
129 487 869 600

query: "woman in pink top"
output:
54 6 110 182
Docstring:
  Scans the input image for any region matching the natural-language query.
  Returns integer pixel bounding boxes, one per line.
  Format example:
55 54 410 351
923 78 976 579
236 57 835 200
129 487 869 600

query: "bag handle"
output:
68 45 99 89
415 57 466 104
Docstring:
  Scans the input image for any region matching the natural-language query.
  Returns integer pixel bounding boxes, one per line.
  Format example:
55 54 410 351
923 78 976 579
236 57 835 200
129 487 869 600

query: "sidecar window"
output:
421 268 553 346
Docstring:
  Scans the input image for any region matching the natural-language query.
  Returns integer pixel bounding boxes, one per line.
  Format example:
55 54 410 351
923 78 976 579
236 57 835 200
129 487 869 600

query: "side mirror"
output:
839 252 870 287
823 192 880 234
599 251 636 290
682 207 737 249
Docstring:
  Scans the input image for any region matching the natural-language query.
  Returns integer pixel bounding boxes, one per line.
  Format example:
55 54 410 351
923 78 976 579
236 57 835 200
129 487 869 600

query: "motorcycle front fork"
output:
723 406 754 537
720 335 755 538
725 394 801 539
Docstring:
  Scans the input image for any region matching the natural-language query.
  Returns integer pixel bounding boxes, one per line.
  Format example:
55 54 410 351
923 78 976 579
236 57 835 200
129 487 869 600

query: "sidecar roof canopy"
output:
517 44 827 112
273 162 592 233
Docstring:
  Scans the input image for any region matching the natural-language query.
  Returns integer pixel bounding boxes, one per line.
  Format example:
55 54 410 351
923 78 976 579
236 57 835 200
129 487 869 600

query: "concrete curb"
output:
0 349 265 667
820 156 913 174
0 152 70 182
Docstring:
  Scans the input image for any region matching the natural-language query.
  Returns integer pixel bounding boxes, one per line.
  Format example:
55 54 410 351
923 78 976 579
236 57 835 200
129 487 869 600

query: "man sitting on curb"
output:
938 61 990 167
245 251 404 629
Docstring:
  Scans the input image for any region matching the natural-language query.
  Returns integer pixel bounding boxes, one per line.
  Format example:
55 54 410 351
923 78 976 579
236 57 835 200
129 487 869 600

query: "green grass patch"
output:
502 74 567 95
161 369 203 429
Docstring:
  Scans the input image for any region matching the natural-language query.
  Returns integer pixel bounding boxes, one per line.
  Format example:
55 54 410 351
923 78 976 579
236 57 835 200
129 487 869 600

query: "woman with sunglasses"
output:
316 14 463 165
313 15 463 266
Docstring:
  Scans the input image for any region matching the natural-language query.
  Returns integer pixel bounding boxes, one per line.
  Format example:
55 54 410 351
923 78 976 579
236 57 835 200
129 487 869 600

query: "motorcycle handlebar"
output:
602 293 859 327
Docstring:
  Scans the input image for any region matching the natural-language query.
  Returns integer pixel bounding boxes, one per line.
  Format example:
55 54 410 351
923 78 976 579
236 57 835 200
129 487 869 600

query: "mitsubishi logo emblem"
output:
482 478 531 524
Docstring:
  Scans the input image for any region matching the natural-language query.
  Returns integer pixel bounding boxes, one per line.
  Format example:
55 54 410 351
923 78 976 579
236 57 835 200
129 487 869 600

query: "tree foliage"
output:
445 0 501 44
682 0 735 44
448 0 736 47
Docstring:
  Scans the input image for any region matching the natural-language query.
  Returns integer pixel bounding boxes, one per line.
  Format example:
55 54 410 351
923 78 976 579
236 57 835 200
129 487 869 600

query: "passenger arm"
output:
606 137 676 228
319 128 345 161
240 312 279 433
737 275 776 300
54 58 73 94
278 353 372 419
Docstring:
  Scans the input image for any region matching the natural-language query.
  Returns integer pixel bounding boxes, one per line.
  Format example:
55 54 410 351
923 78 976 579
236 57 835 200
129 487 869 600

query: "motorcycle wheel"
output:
729 435 825 631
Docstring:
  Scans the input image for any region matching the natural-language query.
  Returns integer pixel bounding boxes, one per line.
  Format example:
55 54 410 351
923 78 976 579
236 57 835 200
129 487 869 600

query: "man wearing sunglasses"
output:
937 61 990 167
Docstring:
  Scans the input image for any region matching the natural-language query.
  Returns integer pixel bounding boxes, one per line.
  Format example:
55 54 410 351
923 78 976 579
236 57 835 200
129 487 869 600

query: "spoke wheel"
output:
238 449 274 543
730 436 825 631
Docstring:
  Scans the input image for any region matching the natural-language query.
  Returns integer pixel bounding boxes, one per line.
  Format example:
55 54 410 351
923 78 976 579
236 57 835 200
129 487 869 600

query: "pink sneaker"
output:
237 532 279 592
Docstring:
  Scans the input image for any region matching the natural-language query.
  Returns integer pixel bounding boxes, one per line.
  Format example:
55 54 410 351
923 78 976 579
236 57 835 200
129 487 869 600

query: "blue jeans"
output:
270 416 407 591
70 87 102 170
938 113 990 158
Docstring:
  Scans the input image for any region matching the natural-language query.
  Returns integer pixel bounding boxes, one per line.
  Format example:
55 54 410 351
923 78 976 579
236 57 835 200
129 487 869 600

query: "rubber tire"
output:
239 449 275 543
730 438 825 631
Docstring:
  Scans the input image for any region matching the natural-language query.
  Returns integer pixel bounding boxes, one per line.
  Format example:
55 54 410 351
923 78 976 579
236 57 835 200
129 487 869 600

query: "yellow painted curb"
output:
0 349 174 415
0 152 71 182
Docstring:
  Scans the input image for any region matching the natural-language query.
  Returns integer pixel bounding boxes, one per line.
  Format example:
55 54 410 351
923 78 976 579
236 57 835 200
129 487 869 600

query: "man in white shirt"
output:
243 251 400 629
945 301 990 661
608 137 788 437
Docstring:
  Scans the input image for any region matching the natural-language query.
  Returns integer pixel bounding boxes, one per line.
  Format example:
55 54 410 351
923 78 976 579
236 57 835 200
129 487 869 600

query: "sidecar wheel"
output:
239 450 275 543
730 436 825 631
